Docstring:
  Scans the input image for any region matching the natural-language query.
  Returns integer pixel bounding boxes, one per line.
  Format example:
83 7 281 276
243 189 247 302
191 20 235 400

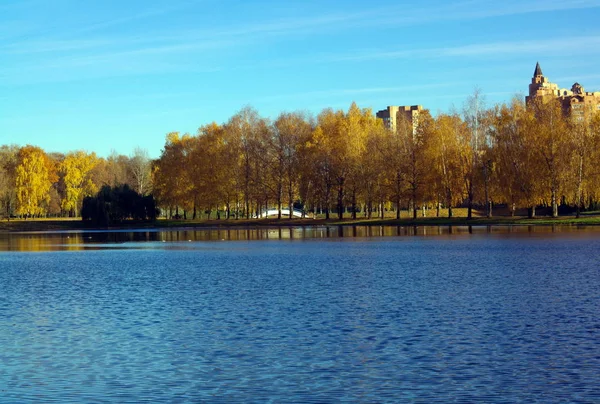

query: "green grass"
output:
2 213 600 233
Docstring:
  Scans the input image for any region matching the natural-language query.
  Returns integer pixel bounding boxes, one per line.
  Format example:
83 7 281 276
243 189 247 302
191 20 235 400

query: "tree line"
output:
2 94 600 221
152 96 600 220
0 147 152 219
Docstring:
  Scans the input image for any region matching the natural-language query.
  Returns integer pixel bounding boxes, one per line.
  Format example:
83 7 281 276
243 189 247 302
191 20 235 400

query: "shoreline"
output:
2 215 600 233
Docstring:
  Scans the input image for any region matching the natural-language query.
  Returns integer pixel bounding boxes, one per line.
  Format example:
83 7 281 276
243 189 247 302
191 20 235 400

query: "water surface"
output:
1 226 599 402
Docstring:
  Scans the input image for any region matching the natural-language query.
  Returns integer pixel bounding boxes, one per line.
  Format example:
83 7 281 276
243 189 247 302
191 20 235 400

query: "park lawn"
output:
2 212 600 233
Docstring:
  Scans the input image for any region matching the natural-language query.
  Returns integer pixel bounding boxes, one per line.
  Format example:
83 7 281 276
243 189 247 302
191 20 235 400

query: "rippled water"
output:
1 226 600 402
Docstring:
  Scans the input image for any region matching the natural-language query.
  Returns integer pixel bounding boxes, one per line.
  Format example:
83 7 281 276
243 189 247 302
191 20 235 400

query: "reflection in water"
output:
0 224 598 252
2 228 600 402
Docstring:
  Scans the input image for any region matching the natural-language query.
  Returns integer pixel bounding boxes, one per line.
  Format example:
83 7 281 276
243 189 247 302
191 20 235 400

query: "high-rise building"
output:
376 105 422 133
526 62 600 122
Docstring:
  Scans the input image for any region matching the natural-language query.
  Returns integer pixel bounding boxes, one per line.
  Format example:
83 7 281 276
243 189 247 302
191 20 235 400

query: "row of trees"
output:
152 96 600 220
0 146 152 219
2 95 600 221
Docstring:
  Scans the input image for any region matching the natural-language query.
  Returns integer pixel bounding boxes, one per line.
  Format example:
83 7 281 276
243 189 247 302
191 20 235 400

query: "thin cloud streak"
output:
376 0 600 26
5 0 600 56
3 1 600 85
69 0 207 36
320 36 600 64
257 82 462 103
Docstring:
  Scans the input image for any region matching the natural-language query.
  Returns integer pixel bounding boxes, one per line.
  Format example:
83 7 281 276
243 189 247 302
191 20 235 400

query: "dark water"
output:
1 226 600 402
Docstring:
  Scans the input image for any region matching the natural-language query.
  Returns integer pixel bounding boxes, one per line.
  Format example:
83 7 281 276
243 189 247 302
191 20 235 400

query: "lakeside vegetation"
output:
1 93 600 229
3 212 600 233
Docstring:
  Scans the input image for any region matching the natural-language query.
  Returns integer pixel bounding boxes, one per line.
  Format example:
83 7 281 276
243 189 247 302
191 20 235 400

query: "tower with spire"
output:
526 62 559 104
525 62 600 122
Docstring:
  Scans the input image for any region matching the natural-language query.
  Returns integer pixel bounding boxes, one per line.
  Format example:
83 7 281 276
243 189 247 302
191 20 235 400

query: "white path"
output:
257 209 304 218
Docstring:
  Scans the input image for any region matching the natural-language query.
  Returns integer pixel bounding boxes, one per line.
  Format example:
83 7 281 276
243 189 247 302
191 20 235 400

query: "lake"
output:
1 226 600 402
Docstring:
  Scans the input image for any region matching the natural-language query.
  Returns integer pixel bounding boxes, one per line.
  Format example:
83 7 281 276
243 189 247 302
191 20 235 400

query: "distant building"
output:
526 62 600 122
376 105 423 133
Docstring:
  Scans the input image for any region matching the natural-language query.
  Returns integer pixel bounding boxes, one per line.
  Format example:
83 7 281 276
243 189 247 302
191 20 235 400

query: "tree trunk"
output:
576 154 583 218
467 195 473 219
337 177 344 221
395 171 402 220
325 183 331 220
484 188 491 218
551 188 558 218
351 189 357 220
411 186 417 219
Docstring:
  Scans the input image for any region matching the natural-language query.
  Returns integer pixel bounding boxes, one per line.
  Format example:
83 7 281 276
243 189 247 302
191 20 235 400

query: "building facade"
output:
376 105 423 133
526 62 600 122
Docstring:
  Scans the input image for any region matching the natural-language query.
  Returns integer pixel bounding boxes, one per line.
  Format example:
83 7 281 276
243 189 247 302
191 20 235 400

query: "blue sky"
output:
1 0 600 157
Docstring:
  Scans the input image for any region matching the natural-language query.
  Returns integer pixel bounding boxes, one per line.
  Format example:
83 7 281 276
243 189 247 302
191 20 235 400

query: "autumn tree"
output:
401 110 435 219
342 103 377 220
310 108 345 219
360 120 387 219
381 116 408 219
186 123 226 219
463 88 487 219
586 112 600 207
530 98 573 217
15 145 56 218
107 150 134 187
0 145 18 219
569 107 600 217
432 113 467 217
60 151 99 217
223 107 268 218
492 98 542 217
129 147 153 196
153 132 193 218
269 112 312 218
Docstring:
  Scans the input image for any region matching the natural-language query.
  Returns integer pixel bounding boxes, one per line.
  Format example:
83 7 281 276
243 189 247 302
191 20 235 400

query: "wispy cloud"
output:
3 0 600 85
317 36 600 64
6 0 600 56
374 0 600 26
69 0 206 36
257 82 461 103
556 73 600 83
0 0 42 12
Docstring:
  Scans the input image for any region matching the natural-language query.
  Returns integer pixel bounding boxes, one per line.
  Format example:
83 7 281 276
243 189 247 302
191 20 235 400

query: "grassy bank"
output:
2 214 600 233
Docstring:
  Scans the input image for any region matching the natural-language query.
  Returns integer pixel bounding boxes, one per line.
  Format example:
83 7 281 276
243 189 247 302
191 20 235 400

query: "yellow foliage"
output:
60 151 99 215
15 146 54 217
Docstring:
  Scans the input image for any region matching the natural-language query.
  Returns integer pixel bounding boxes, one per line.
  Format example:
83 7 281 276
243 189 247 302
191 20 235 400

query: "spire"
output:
533 61 543 77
